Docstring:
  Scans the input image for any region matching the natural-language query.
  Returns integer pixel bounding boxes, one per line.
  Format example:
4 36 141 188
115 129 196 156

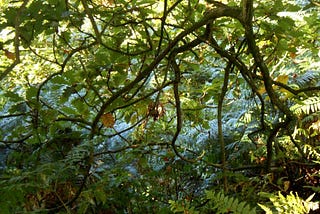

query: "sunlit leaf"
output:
275 75 289 84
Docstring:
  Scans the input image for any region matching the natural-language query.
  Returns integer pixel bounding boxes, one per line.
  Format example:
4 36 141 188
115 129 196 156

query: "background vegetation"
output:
0 0 319 213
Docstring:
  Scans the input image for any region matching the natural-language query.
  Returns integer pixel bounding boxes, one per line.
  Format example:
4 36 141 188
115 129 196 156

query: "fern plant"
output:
293 71 320 88
258 191 319 214
169 200 199 214
204 190 257 214
169 190 257 214
290 95 320 151
290 96 320 115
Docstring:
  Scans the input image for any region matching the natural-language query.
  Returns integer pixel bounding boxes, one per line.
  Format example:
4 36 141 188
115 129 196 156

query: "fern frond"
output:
301 112 320 124
258 203 273 214
291 96 320 115
66 142 90 164
303 144 320 159
294 71 320 87
205 190 257 214
259 191 319 214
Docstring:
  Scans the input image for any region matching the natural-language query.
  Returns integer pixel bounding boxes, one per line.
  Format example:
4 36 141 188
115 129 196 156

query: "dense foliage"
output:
0 0 320 213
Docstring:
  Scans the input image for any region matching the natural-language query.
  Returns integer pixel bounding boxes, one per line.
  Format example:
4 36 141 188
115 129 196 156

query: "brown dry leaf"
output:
101 113 115 128
147 102 165 121
4 49 15 60
289 52 296 59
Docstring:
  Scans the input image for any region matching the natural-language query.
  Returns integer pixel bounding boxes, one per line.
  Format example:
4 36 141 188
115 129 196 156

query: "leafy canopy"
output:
0 0 319 213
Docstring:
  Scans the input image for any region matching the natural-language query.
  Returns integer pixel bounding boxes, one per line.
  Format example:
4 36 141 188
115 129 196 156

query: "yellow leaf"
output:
257 85 266 94
101 113 115 128
275 75 289 84
283 181 290 192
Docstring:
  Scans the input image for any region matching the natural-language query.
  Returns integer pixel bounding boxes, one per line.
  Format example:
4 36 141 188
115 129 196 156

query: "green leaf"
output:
25 86 38 101
51 76 69 85
3 91 24 102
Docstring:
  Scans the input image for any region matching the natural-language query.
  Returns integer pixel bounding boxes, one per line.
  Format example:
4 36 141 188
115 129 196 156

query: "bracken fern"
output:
205 190 257 214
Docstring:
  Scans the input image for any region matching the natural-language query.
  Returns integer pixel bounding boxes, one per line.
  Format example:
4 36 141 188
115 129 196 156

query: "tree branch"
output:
80 0 102 44
218 62 232 192
241 0 293 118
0 0 29 81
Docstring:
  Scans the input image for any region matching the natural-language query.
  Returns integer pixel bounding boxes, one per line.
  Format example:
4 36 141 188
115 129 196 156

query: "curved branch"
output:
272 80 320 95
91 4 243 137
241 0 293 118
0 133 32 146
80 0 102 44
206 35 267 131
170 59 185 160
